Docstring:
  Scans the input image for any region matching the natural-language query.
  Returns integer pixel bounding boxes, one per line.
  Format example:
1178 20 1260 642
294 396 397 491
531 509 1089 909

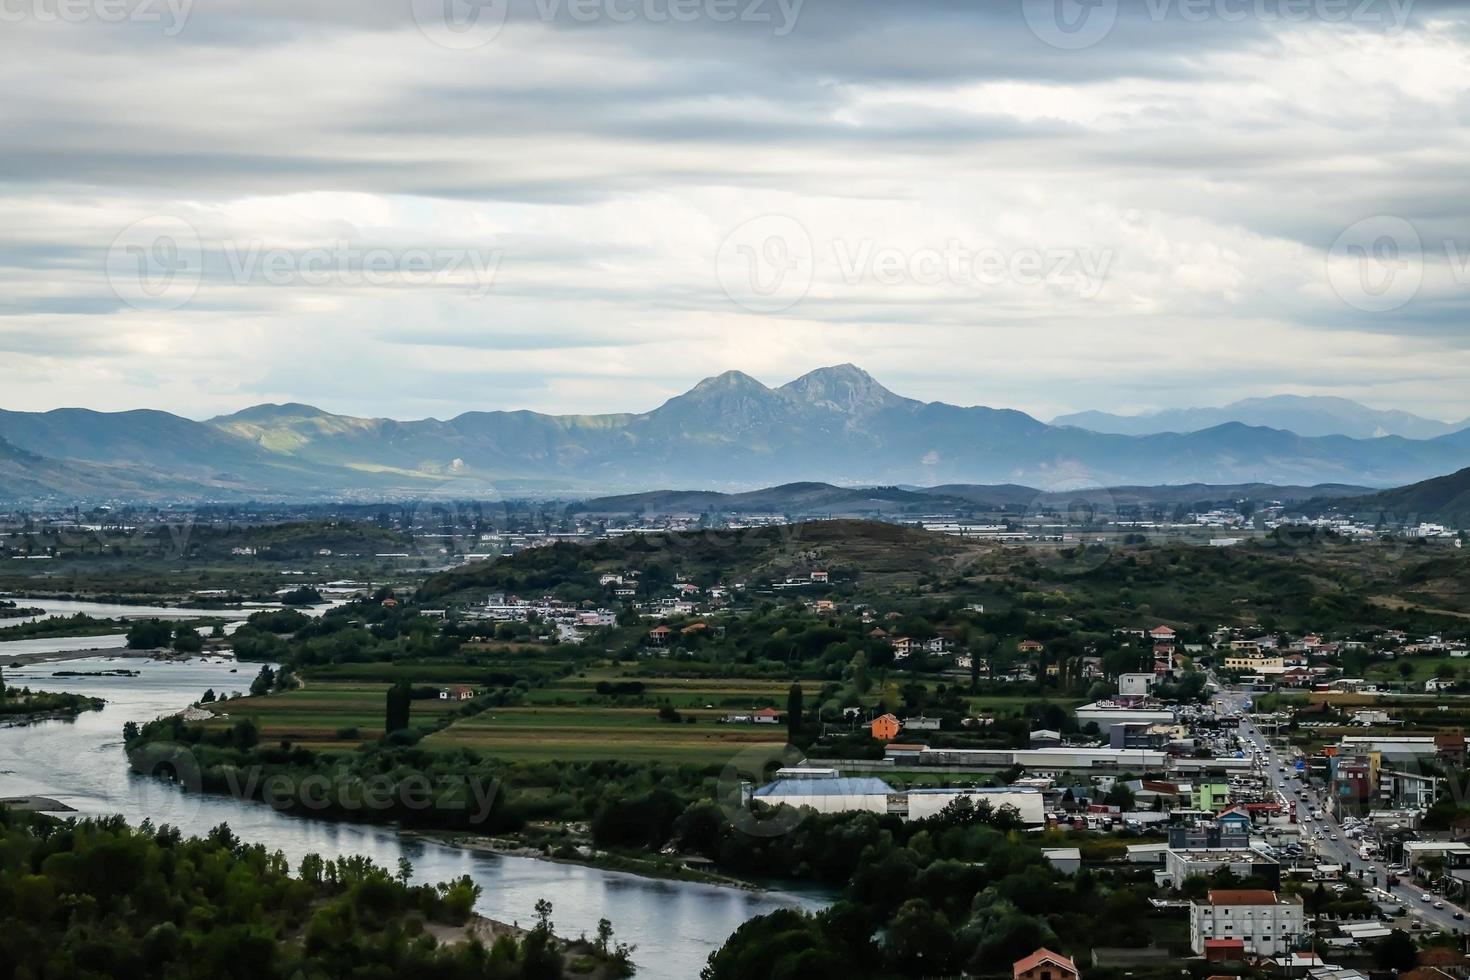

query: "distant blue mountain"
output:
3 366 1470 501
1055 395 1468 440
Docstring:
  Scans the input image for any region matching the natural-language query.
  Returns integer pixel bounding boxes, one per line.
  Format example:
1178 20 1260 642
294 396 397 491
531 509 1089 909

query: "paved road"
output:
1215 682 1469 936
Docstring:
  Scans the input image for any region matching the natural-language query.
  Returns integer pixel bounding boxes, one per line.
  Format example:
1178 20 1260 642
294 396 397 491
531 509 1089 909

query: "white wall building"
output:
1118 673 1155 697
1189 890 1304 956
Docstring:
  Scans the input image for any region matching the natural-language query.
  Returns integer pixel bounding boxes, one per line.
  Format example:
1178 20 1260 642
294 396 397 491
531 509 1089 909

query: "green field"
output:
215 658 1095 765
426 705 787 764
1365 653 1469 685
202 683 468 750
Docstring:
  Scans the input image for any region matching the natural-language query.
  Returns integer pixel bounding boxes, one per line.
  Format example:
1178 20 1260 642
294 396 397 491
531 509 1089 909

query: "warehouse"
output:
911 746 1169 771
751 774 896 814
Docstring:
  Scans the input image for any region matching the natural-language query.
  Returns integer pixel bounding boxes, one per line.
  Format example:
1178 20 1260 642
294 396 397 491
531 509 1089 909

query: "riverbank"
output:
0 691 106 726
0 795 77 812
0 646 196 667
0 654 827 979
407 830 764 891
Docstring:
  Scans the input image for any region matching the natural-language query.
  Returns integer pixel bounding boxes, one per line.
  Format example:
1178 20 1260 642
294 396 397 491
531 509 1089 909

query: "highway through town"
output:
1215 681 1470 937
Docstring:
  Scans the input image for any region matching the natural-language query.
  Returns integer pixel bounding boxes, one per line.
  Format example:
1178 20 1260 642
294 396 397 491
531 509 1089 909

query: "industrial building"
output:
751 770 1047 825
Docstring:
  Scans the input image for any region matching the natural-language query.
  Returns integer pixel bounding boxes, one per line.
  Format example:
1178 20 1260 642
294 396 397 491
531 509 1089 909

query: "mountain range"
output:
1340 466 1470 526
1054 395 1470 440
573 480 1373 517
4 365 1470 503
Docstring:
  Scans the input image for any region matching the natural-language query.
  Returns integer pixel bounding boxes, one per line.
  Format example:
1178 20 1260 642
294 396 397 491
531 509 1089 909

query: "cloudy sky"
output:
2 0 1468 423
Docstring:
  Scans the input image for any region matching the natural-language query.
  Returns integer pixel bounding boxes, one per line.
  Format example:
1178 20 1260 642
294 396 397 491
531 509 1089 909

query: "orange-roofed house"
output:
871 713 901 741
1013 948 1079 980
648 625 672 645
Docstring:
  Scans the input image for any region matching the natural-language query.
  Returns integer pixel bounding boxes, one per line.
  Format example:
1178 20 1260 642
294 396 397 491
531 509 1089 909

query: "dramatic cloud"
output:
1 0 1468 422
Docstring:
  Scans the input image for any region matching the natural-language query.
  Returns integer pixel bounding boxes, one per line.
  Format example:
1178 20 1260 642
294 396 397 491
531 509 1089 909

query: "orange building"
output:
870 713 901 741
1013 948 1079 980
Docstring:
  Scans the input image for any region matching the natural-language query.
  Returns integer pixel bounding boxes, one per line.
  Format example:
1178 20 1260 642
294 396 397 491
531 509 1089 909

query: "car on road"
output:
1435 902 1445 909
1455 912 1464 920
1422 894 1433 902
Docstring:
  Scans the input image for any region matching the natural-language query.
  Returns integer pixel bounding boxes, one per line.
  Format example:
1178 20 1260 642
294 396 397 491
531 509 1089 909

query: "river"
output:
0 595 332 658
0 647 824 977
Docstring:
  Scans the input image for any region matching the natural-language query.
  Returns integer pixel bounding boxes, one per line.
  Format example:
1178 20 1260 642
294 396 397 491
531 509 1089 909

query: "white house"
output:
1118 673 1155 697
1189 889 1304 956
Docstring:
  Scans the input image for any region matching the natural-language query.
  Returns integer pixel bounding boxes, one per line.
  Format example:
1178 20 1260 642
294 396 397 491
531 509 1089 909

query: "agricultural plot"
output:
201 683 466 750
426 705 787 764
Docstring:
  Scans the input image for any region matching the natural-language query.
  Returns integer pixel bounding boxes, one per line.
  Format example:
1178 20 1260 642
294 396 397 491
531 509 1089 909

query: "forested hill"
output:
418 520 975 603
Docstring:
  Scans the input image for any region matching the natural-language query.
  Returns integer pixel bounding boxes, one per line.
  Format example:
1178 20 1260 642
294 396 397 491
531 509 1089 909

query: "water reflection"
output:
0 656 826 978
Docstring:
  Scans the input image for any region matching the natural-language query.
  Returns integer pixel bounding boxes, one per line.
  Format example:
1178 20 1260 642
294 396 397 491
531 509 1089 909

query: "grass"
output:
200 683 467 750
218 658 1098 767
426 705 786 764
1365 654 1470 685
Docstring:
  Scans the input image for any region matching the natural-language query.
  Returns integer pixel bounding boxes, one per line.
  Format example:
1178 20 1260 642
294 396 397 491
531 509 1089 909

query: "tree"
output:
885 898 955 974
172 625 204 653
250 665 276 697
385 681 412 734
126 618 173 650
1372 929 1418 971
1103 781 1135 809
0 665 5 698
787 683 804 741
200 688 215 703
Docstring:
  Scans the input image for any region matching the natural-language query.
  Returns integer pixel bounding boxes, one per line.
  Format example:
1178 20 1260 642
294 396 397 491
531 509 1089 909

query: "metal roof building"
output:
752 776 896 814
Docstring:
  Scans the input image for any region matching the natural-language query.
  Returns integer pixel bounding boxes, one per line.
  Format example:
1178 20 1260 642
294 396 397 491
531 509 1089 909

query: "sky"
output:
2 0 1469 424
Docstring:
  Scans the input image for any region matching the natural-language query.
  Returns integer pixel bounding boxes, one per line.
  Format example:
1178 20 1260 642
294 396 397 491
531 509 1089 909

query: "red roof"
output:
753 707 781 717
1013 948 1077 978
1208 889 1282 906
1204 940 1245 950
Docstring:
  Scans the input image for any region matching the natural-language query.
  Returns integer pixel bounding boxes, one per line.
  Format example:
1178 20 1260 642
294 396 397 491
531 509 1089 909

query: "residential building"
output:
1165 848 1281 889
1118 673 1154 697
871 713 901 741
1013 948 1079 980
1169 821 1250 850
1189 890 1305 956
